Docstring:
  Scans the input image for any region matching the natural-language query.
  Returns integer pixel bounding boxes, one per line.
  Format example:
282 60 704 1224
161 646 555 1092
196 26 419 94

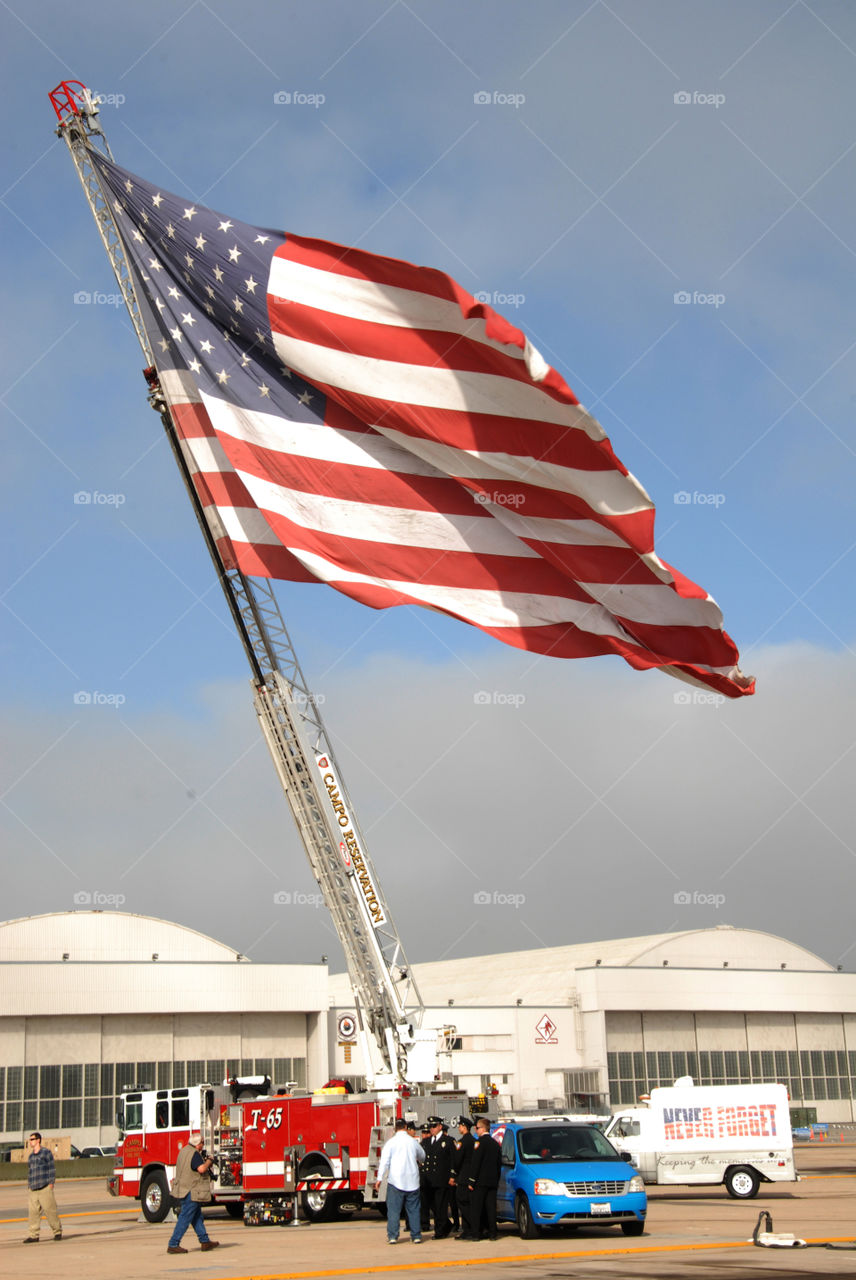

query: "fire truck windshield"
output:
122 1095 143 1132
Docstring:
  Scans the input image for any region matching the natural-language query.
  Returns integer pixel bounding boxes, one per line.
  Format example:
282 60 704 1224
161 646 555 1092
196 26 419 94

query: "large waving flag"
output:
92 154 753 698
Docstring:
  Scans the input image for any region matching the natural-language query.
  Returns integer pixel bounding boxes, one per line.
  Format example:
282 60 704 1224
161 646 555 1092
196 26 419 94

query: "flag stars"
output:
182 206 197 221
218 219 233 233
132 230 144 243
155 297 166 313
232 296 244 314
148 258 163 273
185 254 195 269
240 352 251 367
258 383 271 397
204 303 215 316
205 285 215 298
167 286 181 299
244 275 258 294
200 339 215 354
181 312 196 328
124 178 134 193
254 234 269 244
152 193 163 207
169 327 183 343
298 391 313 406
213 265 224 282
216 368 231 385
195 234 207 251
254 329 267 345
165 223 176 239
228 245 242 263
158 337 170 352
140 210 149 225
188 358 202 373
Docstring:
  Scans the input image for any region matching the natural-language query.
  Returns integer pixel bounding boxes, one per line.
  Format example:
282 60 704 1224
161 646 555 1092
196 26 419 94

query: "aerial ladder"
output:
48 79 437 1094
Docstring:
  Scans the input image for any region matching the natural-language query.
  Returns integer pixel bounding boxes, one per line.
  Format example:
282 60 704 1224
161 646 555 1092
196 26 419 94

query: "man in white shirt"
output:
374 1118 425 1244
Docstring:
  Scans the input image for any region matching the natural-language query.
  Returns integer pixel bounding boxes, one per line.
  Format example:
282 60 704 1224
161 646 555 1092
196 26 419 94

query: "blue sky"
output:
2 1 854 970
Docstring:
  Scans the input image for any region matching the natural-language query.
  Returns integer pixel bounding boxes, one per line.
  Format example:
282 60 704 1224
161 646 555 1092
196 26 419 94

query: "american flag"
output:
93 154 753 698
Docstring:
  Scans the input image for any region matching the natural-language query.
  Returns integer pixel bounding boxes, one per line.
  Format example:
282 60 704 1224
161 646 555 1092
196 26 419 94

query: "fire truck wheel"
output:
225 1202 244 1219
140 1170 170 1223
301 1188 335 1221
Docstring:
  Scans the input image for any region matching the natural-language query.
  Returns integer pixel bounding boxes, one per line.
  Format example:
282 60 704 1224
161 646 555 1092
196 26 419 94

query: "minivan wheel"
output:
515 1192 540 1239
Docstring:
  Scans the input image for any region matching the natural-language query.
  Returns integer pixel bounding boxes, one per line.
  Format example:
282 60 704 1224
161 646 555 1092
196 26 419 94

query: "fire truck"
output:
109 1078 473 1223
49 80 490 1226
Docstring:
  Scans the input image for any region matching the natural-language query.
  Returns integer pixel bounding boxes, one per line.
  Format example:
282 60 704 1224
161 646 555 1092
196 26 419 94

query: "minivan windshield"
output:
517 1125 621 1162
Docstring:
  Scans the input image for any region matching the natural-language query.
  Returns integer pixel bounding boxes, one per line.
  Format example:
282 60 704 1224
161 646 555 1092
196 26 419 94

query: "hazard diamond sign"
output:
535 1014 558 1044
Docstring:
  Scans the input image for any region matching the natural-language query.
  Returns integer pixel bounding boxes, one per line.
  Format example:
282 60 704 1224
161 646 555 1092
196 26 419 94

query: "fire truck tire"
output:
224 1202 244 1219
301 1189 335 1221
140 1170 170 1223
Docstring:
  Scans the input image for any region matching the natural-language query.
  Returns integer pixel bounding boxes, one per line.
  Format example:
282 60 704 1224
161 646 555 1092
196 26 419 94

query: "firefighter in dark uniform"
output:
419 1122 432 1232
442 1123 459 1232
422 1116 455 1238
450 1115 475 1239
467 1116 502 1240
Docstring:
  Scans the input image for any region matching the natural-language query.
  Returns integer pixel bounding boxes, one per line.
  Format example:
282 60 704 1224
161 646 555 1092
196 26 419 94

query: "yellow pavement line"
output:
206 1235 856 1280
1 1208 133 1224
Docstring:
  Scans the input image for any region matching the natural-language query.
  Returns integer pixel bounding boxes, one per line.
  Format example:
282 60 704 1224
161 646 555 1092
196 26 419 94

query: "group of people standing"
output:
374 1113 501 1244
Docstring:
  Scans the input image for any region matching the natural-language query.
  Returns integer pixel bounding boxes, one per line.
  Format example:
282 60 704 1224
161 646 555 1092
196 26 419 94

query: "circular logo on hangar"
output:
337 1013 357 1040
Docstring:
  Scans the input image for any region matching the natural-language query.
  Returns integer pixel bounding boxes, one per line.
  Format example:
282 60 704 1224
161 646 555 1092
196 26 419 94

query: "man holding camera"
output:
166 1132 220 1255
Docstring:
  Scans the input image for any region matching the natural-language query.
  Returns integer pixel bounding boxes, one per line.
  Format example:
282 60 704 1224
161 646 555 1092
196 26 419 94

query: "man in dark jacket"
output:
422 1116 454 1238
467 1117 501 1241
450 1115 475 1239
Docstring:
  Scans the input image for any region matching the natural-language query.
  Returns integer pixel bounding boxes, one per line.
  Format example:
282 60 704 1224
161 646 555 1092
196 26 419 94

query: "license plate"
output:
591 1202 611 1215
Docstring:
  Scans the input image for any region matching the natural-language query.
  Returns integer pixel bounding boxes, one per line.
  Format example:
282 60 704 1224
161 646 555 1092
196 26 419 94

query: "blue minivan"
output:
493 1120 647 1238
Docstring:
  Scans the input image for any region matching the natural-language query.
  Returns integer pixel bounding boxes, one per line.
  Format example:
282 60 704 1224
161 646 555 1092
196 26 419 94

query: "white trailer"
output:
603 1082 796 1198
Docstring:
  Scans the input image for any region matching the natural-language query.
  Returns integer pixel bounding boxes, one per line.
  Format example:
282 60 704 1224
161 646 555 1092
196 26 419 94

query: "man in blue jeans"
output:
167 1133 220 1255
374 1118 425 1244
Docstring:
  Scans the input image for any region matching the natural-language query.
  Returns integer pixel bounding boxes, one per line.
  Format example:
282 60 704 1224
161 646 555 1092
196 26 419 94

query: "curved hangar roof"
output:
330 926 834 1007
0 911 246 963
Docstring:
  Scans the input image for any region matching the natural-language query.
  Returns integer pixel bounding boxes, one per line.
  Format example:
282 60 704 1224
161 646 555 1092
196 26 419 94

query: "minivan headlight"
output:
627 1175 644 1193
533 1178 567 1197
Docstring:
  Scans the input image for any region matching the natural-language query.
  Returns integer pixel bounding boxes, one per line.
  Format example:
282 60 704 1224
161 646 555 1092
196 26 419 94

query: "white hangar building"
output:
1 913 855 1149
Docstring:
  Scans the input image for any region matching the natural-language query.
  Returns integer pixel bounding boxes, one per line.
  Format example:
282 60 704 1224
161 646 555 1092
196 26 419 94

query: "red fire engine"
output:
109 1078 474 1224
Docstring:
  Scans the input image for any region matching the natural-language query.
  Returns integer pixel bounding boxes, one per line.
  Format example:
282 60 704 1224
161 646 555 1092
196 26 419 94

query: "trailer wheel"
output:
224 1202 244 1219
724 1166 760 1199
515 1192 539 1239
140 1170 170 1223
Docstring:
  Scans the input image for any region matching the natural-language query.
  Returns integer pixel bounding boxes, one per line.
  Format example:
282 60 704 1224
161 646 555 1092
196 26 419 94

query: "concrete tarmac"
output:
1 1144 853 1279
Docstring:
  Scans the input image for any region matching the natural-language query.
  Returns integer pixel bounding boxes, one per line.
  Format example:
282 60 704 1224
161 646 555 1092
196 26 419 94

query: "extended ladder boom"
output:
49 79 435 1090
